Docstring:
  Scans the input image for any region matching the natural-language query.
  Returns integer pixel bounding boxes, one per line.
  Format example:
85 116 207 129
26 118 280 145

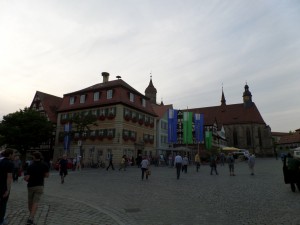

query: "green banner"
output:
205 131 212 149
183 112 193 144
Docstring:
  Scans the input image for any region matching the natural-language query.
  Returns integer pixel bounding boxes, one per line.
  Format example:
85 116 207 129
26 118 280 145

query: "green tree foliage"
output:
0 108 53 155
71 112 98 136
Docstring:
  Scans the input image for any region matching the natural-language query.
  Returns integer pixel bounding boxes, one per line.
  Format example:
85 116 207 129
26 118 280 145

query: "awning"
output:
222 147 239 151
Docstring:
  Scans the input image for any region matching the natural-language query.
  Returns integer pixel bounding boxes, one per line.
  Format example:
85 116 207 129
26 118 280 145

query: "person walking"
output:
286 154 300 192
24 151 49 225
248 154 255 175
119 155 126 171
59 154 68 184
182 155 189 173
168 154 173 167
0 148 14 225
210 155 218 175
219 152 225 166
227 153 235 176
106 154 115 170
140 156 150 180
174 153 183 179
195 153 201 172
12 155 22 182
76 155 82 171
136 154 142 168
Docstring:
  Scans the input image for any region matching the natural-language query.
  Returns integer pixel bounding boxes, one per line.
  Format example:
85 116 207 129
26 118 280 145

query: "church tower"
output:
145 76 157 104
221 87 226 106
243 83 253 108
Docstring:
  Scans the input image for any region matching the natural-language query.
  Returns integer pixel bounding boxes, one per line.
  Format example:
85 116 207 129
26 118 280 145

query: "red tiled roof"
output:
151 104 173 118
30 91 63 123
58 79 157 116
278 131 300 144
185 103 266 126
271 132 289 137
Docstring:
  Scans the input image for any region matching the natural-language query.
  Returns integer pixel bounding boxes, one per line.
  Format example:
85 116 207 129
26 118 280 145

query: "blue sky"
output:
0 0 299 132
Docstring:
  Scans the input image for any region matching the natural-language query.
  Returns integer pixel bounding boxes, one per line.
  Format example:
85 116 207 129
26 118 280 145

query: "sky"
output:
0 0 299 133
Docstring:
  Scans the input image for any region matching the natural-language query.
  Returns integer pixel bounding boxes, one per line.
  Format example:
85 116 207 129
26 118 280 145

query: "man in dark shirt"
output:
59 154 68 184
0 148 14 225
24 151 49 225
106 154 115 170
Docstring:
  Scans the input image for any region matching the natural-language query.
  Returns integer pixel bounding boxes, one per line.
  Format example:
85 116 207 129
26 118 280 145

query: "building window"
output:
69 96 75 105
258 128 262 147
233 129 238 146
107 90 113 99
91 110 97 116
107 149 112 160
90 130 96 137
94 92 100 101
161 121 167 130
142 98 146 107
80 94 86 103
130 93 134 102
246 128 251 146
123 149 133 159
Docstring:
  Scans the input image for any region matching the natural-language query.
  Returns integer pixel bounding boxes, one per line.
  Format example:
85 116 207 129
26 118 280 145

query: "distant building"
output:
53 72 157 165
185 84 273 156
144 77 174 157
29 76 274 162
275 129 300 152
29 91 63 161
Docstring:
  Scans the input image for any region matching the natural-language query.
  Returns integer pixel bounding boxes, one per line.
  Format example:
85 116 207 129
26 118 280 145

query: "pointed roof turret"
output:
145 75 157 104
243 82 253 108
221 86 226 106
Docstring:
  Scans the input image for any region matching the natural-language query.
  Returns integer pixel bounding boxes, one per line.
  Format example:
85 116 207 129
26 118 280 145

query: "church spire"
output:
221 86 226 106
243 82 253 108
145 73 157 104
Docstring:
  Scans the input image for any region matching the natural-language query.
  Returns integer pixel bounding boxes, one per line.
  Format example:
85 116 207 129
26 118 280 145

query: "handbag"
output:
146 170 151 176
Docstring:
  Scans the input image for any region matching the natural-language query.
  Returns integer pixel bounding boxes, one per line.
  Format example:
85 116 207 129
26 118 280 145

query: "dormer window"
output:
80 94 86 103
130 93 134 102
107 90 113 99
142 98 146 107
94 92 100 101
69 96 75 105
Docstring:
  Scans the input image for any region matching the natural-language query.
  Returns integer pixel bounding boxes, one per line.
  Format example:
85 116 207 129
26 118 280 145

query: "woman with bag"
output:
141 156 150 180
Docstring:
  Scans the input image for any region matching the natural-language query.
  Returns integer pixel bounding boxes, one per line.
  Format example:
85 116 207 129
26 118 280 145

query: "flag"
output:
168 109 178 143
205 131 212 150
64 122 72 152
194 113 204 142
183 112 193 144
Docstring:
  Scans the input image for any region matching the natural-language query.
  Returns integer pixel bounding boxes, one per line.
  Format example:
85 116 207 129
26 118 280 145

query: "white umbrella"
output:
222 147 239 151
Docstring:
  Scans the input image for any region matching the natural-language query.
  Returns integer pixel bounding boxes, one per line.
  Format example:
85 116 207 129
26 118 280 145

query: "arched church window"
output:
246 128 251 146
258 128 262 147
233 129 238 146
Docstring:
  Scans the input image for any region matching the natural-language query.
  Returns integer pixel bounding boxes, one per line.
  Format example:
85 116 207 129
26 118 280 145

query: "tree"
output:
71 112 98 158
71 112 98 137
0 108 53 156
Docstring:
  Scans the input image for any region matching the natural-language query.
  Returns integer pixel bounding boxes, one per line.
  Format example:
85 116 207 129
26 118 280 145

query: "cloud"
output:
0 0 299 132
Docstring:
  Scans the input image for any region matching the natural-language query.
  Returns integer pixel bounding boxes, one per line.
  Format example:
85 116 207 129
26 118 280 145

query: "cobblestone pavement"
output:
5 158 300 225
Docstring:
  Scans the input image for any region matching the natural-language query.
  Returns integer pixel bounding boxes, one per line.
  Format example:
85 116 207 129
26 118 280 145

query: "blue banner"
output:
64 122 72 152
168 109 178 143
194 114 204 143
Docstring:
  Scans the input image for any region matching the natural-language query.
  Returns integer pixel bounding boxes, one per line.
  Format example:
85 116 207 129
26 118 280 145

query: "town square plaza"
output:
5 158 300 225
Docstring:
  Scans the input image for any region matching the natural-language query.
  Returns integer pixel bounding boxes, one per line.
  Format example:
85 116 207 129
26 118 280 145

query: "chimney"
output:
102 72 109 83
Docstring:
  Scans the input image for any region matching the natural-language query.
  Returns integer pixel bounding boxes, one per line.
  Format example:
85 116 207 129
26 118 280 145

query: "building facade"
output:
29 91 62 162
186 84 273 156
53 73 157 165
29 76 274 163
275 129 300 153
